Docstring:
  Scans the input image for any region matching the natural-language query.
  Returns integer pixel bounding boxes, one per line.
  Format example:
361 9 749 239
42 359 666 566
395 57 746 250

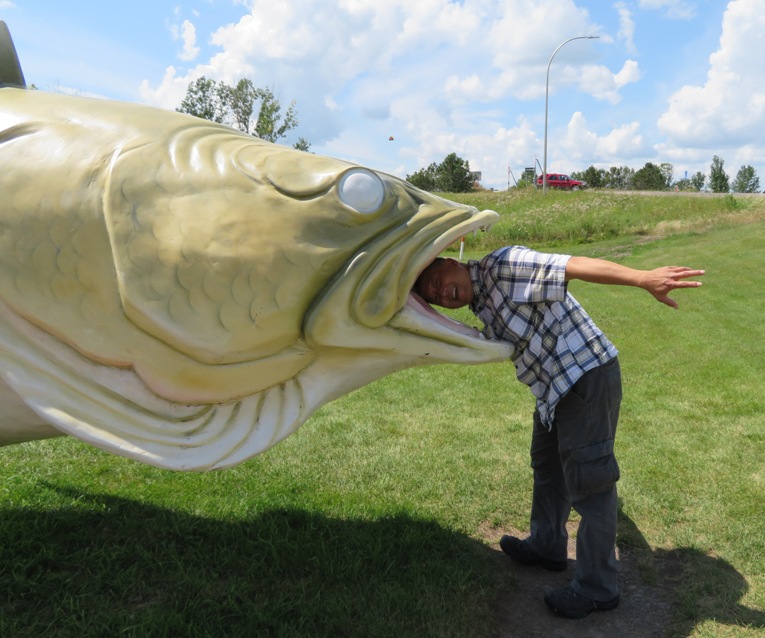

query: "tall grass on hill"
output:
445 189 765 252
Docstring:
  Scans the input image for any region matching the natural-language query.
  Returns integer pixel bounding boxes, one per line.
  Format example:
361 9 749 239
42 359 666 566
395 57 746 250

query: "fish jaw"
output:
305 184 513 365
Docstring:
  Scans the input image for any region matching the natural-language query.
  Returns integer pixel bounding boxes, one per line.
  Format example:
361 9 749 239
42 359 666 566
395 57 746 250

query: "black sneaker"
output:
499 535 567 572
544 585 620 619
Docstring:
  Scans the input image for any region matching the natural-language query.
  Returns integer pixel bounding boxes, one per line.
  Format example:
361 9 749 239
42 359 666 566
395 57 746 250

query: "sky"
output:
2 0 763 190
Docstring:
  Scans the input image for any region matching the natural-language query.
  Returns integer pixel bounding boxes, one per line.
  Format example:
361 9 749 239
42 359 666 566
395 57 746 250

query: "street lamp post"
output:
542 35 599 194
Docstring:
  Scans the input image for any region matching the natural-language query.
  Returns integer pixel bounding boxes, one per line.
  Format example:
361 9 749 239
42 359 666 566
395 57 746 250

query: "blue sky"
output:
2 0 762 190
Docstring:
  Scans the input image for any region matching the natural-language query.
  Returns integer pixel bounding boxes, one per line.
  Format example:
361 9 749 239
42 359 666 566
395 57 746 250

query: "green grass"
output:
445 188 765 252
571 225 765 634
2 192 765 636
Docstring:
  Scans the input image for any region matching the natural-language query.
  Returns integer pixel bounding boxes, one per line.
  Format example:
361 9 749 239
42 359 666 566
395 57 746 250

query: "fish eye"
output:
338 168 385 214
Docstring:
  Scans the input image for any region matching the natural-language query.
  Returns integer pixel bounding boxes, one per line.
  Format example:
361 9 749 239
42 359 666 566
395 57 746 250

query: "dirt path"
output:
486 524 674 638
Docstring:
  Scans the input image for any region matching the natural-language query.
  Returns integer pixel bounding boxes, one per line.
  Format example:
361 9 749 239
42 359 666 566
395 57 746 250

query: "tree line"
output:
568 155 761 193
405 153 762 194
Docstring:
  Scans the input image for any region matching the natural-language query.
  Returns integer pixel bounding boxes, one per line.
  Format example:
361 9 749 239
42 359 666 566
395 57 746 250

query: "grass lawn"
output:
1 194 764 637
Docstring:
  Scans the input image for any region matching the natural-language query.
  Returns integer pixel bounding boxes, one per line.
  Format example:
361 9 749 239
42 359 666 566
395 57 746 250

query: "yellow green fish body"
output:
0 23 510 469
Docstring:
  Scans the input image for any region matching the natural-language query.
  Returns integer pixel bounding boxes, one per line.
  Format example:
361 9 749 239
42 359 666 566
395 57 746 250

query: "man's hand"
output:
565 257 705 309
638 266 705 309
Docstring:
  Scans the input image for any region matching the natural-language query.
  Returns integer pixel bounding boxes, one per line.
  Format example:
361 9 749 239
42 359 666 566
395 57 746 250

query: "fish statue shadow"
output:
0 484 504 636
617 509 765 636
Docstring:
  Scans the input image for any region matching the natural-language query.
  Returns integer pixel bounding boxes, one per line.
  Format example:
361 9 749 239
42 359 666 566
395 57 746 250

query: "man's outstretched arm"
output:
565 256 705 309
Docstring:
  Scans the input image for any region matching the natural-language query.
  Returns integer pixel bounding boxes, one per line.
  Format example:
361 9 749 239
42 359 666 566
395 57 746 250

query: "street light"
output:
542 35 599 194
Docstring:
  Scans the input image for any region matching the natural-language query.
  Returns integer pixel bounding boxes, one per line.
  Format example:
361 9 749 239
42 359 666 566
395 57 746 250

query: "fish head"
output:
296 163 512 368
106 128 507 373
231 136 512 364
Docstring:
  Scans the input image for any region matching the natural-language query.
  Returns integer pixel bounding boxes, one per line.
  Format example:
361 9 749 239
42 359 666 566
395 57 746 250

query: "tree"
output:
178 76 303 145
732 165 761 193
659 163 674 189
178 77 227 123
406 162 439 191
513 167 536 189
604 166 634 190
220 79 255 133
251 85 298 143
633 162 666 191
573 166 606 188
709 155 730 193
437 153 474 192
690 171 706 191
293 137 312 152
406 153 474 193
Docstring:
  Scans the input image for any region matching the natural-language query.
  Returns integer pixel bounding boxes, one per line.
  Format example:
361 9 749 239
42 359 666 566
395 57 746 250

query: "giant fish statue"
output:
0 22 511 470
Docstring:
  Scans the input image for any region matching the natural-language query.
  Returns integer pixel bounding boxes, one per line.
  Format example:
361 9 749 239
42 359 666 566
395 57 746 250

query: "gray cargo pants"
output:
528 357 622 601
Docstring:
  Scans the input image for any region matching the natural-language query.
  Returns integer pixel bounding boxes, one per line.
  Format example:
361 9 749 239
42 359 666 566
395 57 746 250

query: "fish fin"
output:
0 303 311 470
0 22 26 89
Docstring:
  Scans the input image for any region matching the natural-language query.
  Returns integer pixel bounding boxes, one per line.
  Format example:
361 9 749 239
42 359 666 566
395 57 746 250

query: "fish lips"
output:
305 203 513 365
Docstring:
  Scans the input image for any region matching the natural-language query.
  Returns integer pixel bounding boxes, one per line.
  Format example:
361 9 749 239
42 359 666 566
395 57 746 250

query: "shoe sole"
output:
499 536 567 572
545 594 620 619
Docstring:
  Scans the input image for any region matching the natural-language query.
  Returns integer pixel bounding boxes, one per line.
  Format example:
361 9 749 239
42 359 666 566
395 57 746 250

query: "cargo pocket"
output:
567 439 620 499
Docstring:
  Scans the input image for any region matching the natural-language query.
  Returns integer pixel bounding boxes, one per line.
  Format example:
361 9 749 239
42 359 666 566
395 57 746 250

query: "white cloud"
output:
486 0 602 99
409 116 542 188
143 0 611 105
563 112 647 164
139 65 188 108
137 0 652 187
445 74 484 101
580 59 641 104
176 19 200 62
639 0 698 19
658 0 765 151
615 2 637 54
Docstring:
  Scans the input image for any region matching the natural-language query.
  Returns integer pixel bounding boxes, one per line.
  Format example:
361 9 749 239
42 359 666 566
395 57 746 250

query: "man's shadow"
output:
618 509 765 636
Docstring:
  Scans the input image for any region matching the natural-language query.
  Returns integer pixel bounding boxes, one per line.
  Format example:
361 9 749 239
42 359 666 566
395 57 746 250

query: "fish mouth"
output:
305 193 513 365
351 203 495 321
384 207 512 362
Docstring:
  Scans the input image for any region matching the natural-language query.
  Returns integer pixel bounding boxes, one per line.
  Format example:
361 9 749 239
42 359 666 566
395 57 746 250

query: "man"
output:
413 247 704 618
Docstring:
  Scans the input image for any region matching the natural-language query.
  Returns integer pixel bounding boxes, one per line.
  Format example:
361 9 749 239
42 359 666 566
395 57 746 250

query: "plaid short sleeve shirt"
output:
468 246 618 427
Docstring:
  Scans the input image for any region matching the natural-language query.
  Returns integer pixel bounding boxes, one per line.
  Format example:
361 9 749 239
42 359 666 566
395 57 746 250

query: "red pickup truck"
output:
536 173 586 190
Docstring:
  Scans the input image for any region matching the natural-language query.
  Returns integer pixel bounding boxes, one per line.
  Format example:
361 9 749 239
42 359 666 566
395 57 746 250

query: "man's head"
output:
413 257 474 309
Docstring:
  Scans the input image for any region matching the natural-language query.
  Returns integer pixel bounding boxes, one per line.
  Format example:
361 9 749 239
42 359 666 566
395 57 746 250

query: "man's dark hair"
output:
413 257 446 299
